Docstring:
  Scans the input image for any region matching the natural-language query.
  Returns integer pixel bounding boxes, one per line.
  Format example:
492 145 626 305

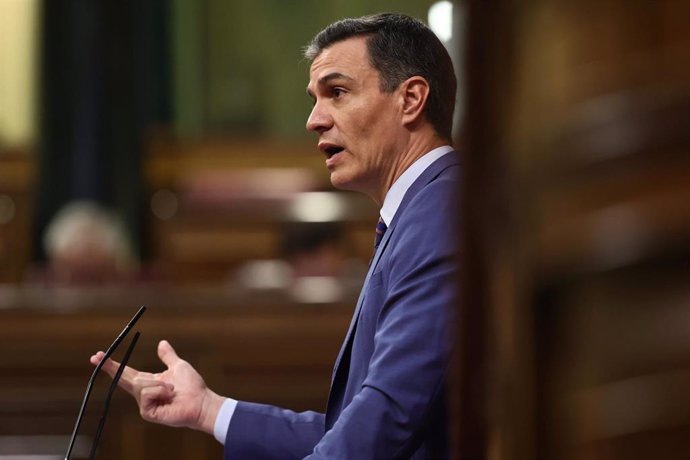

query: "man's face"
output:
306 37 405 200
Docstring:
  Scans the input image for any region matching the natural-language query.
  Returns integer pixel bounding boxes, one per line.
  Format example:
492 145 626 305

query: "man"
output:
91 12 459 459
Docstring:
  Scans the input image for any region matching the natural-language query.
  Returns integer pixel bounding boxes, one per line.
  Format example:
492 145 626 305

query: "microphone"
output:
64 305 146 460
88 331 140 459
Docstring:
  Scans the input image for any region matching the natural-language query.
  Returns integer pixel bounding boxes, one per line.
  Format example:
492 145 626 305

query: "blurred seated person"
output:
36 200 138 285
282 221 348 278
233 222 366 302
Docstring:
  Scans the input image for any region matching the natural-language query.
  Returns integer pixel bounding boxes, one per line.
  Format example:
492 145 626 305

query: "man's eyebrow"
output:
318 72 354 85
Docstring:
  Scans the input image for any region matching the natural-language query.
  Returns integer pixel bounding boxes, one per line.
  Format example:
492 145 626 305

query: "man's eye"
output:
332 88 345 98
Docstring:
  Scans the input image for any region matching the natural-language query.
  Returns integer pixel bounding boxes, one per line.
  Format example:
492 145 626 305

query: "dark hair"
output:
304 12 457 141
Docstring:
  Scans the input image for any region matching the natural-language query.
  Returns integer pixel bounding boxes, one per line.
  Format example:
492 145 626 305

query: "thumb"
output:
157 340 182 368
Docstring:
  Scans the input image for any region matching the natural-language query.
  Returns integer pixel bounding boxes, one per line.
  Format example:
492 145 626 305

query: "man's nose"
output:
306 102 333 133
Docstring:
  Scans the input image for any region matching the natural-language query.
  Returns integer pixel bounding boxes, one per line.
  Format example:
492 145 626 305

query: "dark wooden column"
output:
455 1 690 459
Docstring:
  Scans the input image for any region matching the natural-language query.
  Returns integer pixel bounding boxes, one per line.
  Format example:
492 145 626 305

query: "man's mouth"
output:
325 146 344 158
319 143 345 159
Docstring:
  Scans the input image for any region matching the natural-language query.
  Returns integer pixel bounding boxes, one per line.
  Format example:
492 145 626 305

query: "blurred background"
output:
1 0 689 459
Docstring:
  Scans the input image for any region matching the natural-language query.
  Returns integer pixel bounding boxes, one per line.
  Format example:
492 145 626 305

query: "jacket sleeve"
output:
224 402 325 460
305 175 458 459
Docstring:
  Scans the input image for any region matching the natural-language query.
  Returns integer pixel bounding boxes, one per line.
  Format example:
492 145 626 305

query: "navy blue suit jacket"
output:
225 152 460 459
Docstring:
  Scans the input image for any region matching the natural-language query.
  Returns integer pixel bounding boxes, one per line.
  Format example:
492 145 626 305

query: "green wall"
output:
173 0 437 139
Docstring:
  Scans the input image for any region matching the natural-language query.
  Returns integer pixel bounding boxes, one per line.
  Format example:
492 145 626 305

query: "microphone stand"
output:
88 331 140 459
64 306 146 460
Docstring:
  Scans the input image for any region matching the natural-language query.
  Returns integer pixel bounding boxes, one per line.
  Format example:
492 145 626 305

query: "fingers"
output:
90 351 121 377
89 351 138 394
157 340 182 368
89 351 104 367
136 378 177 424
89 339 182 401
135 377 175 395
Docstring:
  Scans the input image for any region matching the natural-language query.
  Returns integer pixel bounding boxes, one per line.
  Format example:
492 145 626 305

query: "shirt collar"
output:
379 145 454 226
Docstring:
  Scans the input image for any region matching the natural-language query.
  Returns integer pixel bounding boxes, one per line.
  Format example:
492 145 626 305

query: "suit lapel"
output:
330 218 394 385
326 152 460 423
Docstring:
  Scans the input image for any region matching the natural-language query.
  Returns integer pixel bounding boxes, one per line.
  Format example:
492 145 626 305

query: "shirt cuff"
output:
213 398 238 445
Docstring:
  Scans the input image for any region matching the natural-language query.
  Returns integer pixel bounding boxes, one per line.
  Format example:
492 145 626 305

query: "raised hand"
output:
90 340 224 435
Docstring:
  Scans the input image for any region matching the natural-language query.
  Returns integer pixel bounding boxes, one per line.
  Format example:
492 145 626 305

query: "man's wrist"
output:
197 390 226 435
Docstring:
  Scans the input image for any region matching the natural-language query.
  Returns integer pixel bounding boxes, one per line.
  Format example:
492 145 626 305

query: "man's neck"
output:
374 133 449 206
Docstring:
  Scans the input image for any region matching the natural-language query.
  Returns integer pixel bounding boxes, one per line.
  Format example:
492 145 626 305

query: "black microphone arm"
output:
88 331 141 460
64 305 146 460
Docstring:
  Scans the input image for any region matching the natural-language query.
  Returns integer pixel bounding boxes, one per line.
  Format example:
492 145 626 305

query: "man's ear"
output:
400 76 430 126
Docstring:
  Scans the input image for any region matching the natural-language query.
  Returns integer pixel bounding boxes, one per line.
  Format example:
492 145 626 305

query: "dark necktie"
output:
374 217 388 250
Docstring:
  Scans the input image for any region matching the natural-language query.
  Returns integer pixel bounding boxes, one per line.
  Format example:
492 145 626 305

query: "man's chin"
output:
329 176 349 190
330 174 369 196
329 173 355 191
